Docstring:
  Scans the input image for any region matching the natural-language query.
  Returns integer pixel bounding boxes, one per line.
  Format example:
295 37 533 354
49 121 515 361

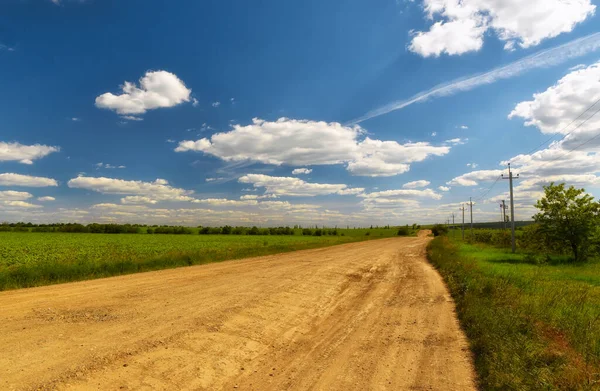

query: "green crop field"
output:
0 228 400 290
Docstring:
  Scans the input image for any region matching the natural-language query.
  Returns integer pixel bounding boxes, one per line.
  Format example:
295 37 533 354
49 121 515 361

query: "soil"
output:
1 234 476 390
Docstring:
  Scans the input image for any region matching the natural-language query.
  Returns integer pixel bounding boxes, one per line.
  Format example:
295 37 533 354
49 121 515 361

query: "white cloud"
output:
410 17 486 57
460 125 469 129
95 70 191 115
445 138 468 145
68 176 193 202
205 177 225 182
431 132 437 137
1 200 42 209
403 180 431 189
121 115 143 121
71 117 80 122
410 0 595 57
0 142 59 164
238 174 364 197
361 188 443 200
0 191 32 201
192 98 199 107
466 162 479 168
257 201 321 211
239 194 277 201
0 173 58 187
359 188 442 210
37 196 55 202
292 168 312 175
509 61 600 147
212 101 221 108
176 118 449 177
191 198 259 207
121 196 158 205
95 162 126 170
352 33 600 123
448 169 504 186
438 186 451 191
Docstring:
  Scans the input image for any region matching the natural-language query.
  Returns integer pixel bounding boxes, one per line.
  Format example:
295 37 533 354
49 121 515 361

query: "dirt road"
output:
1 235 476 391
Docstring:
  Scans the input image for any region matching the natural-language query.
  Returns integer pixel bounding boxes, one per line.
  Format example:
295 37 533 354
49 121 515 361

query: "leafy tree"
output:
534 183 600 262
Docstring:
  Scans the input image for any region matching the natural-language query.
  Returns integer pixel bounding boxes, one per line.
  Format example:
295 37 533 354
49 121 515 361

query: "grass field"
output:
428 236 600 390
0 228 399 290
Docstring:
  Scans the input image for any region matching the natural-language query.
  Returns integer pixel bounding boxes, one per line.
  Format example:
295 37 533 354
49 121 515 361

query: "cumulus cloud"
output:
409 0 595 57
95 70 191 115
466 163 478 168
0 142 59 164
410 16 486 57
121 196 159 205
239 174 364 197
212 101 221 108
0 191 33 201
359 188 442 210
37 196 55 202
509 61 600 152
403 180 431 189
0 173 58 187
191 198 259 207
68 176 193 202
438 186 451 191
292 168 312 175
447 170 504 186
1 200 42 209
361 188 443 200
175 118 449 177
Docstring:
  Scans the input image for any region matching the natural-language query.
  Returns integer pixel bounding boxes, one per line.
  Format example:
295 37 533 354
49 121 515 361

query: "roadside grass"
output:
427 236 600 390
0 229 400 290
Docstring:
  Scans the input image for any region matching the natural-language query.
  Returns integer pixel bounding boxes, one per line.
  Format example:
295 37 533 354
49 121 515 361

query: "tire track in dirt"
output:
0 235 476 391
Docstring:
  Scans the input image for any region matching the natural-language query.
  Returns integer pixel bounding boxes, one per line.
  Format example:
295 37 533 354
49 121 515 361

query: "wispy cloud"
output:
350 32 600 124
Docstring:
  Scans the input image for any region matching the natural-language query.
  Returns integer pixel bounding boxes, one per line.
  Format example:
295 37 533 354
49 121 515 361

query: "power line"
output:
516 96 600 159
528 103 600 172
473 175 502 202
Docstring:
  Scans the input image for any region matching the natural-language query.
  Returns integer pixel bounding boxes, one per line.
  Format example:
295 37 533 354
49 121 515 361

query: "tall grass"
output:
427 236 600 390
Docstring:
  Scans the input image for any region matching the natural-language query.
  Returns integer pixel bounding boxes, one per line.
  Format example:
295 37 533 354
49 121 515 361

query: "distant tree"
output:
534 183 600 262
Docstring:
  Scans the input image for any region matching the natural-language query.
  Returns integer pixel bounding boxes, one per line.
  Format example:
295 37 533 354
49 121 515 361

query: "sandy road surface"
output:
1 235 476 391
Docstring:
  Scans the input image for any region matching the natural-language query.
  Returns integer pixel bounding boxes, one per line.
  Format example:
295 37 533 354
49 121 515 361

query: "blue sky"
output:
1 0 600 226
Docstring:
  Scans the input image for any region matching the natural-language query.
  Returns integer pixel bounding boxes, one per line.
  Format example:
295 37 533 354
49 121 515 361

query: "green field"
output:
0 228 399 290
428 236 600 390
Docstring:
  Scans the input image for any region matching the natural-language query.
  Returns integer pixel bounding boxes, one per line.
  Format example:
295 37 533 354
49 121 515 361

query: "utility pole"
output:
469 197 473 240
501 200 507 230
502 163 520 253
460 204 465 241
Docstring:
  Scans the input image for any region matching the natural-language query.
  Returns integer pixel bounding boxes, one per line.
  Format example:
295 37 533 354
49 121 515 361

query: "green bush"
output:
431 224 448 237
397 227 410 236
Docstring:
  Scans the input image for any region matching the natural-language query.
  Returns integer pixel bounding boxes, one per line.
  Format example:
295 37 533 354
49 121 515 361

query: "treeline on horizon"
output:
0 222 397 236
